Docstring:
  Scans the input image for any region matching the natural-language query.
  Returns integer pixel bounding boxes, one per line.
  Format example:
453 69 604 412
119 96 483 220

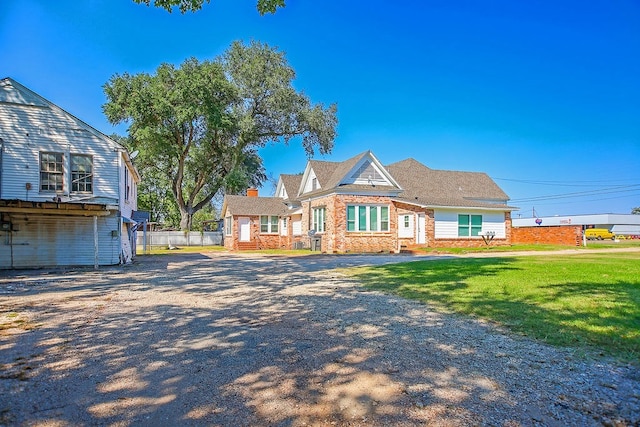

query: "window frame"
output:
458 214 482 237
313 207 326 233
70 154 93 193
40 151 64 192
346 205 390 232
260 215 279 234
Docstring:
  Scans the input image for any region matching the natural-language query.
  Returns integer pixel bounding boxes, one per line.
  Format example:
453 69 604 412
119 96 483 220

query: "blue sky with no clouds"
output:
2 0 639 217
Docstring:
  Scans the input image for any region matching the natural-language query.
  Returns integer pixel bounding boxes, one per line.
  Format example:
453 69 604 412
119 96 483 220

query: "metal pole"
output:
94 215 98 269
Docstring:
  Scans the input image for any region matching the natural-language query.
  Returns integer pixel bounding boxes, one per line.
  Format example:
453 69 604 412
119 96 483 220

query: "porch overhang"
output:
0 199 114 217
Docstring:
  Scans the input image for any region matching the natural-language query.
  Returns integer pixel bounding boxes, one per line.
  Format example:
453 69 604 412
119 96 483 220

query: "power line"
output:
509 184 640 203
494 177 638 186
516 191 640 207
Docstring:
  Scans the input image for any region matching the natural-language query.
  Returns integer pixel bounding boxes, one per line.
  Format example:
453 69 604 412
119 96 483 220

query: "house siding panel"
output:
0 132 120 203
0 214 121 268
432 209 511 248
434 209 506 239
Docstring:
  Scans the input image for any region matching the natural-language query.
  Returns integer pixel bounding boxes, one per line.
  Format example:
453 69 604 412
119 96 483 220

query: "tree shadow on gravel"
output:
1 252 638 426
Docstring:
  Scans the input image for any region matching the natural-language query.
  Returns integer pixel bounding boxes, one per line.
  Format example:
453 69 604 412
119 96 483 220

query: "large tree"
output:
132 0 285 14
103 41 337 230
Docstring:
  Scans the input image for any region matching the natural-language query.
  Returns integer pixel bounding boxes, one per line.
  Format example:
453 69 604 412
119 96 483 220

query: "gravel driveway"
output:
1 251 639 426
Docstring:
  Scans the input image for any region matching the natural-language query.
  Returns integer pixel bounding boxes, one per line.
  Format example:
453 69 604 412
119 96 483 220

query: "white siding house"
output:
434 209 507 239
0 77 140 269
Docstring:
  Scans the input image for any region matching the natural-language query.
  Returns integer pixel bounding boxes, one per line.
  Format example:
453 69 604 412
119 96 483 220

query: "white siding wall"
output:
434 209 506 238
0 215 121 268
0 103 120 203
302 169 318 193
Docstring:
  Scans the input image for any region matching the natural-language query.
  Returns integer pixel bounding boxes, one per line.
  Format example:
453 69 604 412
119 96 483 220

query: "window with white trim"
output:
260 215 279 234
40 152 64 192
347 205 389 232
458 214 482 237
71 154 93 193
313 207 325 232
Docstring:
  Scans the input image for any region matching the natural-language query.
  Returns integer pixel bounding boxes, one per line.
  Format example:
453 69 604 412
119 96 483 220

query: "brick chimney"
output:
247 188 259 197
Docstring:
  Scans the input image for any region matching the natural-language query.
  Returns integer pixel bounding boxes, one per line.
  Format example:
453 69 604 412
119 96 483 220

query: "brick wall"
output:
512 225 582 246
303 194 399 253
225 215 289 251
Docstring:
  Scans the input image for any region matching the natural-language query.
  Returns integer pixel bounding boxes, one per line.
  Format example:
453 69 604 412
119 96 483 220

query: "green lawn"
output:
349 252 640 363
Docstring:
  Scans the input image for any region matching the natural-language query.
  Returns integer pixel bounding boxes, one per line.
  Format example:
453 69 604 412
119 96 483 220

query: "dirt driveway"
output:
1 251 639 426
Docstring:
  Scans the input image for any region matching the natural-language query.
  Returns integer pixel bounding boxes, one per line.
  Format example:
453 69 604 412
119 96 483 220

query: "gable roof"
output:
222 195 288 217
386 158 512 209
277 174 303 200
300 151 401 197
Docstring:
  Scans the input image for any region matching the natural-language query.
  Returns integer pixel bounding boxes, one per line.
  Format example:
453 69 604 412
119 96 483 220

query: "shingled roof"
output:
223 195 288 216
279 174 303 200
386 158 512 209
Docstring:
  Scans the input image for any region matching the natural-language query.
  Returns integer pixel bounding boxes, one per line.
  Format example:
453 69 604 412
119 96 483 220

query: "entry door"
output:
238 217 251 242
416 213 426 244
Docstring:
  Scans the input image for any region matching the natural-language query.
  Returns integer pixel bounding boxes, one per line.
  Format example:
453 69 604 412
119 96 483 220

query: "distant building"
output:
512 213 640 245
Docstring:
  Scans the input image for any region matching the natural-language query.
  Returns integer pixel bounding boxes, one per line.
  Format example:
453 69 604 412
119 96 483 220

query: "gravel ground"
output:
1 251 639 426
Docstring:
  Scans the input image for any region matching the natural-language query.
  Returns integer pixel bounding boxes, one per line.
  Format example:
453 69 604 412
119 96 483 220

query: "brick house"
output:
222 151 514 252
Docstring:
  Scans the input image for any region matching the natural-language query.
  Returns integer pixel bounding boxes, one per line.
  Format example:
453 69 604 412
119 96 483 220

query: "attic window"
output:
352 161 383 182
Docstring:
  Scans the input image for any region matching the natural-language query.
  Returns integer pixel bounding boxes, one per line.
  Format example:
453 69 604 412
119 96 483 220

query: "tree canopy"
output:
103 41 337 230
632 207 640 215
132 0 285 14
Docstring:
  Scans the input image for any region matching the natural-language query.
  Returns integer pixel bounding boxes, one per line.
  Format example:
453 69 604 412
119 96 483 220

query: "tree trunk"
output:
180 209 193 231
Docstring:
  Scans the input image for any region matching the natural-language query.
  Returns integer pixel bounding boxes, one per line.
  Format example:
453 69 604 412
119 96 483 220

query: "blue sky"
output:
3 0 639 217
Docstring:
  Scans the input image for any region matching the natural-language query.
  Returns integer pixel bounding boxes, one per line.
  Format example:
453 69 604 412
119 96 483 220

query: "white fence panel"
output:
136 231 223 248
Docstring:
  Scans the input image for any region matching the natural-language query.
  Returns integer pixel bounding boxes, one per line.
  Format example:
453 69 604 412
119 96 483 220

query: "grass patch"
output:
416 240 640 254
349 252 640 363
418 244 577 254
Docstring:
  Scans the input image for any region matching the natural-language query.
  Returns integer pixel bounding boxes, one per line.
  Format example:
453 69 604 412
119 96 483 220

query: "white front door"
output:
416 213 426 244
238 217 251 242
